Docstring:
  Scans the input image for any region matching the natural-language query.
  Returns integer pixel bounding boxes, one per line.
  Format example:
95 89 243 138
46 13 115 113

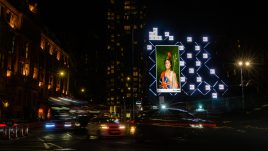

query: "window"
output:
25 43 29 59
56 51 61 60
6 10 18 29
40 38 45 50
33 67 38 79
49 45 53 55
23 64 30 76
0 5 2 18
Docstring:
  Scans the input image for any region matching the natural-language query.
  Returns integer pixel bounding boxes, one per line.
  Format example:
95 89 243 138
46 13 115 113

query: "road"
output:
1 122 268 151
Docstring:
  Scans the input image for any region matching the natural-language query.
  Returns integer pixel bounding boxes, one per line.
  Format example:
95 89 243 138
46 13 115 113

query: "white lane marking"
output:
47 143 63 149
43 143 50 149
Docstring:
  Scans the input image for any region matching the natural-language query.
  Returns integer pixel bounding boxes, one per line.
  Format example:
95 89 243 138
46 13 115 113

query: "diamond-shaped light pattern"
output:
147 28 228 98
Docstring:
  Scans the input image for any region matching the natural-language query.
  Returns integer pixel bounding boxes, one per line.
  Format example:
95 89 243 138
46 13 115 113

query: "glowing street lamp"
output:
59 71 65 77
237 60 251 112
81 88 85 93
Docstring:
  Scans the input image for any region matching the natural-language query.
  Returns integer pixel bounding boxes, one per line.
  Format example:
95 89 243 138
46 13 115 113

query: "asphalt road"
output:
1 122 268 151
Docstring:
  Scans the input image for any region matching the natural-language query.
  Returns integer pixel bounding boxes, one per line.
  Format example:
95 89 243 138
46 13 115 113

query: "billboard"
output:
156 45 181 93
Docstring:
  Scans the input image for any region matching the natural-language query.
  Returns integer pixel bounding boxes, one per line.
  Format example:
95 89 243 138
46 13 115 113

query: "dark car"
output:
44 120 75 131
134 108 216 142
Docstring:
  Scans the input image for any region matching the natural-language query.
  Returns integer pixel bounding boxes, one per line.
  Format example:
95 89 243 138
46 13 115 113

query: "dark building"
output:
0 0 71 120
105 0 147 117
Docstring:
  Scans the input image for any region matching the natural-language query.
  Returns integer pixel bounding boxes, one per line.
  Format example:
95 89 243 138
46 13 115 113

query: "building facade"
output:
0 0 70 120
106 0 147 118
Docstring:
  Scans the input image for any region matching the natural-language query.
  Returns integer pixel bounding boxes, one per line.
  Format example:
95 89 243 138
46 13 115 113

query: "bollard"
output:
8 127 11 140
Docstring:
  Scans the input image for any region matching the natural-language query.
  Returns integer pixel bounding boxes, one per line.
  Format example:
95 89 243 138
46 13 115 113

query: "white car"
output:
87 117 126 138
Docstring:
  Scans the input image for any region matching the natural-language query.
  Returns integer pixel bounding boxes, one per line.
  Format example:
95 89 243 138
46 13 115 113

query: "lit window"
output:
124 25 131 30
23 64 30 76
40 39 45 50
28 3 38 13
6 70 12 77
33 67 38 79
6 10 18 29
49 45 54 55
57 51 61 60
25 43 29 58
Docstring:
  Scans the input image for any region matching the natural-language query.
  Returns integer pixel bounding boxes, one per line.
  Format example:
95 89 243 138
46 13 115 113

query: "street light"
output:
237 60 251 112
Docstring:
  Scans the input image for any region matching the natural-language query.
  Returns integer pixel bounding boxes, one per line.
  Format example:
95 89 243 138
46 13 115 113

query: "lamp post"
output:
237 61 251 112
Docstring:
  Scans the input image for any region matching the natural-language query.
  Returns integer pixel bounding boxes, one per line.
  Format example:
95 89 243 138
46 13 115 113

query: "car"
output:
86 117 127 138
134 107 217 142
44 120 75 131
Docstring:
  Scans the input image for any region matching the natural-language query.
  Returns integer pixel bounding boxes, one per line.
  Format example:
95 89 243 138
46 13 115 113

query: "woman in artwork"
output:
160 52 178 89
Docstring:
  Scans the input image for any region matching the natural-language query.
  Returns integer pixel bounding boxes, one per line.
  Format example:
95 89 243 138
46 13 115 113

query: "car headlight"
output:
75 122 80 127
130 126 136 135
45 123 55 128
119 125 125 129
100 124 109 129
190 123 203 128
64 122 72 127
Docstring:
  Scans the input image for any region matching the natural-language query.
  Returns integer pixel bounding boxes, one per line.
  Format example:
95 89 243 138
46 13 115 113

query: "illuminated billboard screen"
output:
156 45 181 93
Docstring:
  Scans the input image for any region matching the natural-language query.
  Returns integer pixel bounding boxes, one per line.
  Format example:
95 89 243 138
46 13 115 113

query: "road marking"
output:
43 143 50 149
54 149 76 150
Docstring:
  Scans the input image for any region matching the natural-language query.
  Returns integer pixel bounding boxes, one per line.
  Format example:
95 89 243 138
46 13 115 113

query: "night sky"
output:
38 0 268 44
38 0 268 99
